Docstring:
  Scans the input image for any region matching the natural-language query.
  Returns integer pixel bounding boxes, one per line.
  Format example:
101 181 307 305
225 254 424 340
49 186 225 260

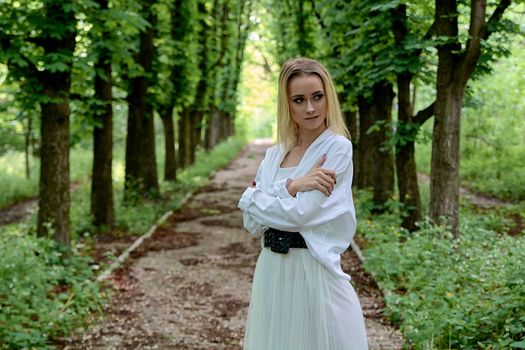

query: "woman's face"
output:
287 74 327 134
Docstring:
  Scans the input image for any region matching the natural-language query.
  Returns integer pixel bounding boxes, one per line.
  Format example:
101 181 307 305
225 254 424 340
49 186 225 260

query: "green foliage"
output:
152 0 199 111
356 189 525 349
263 0 322 65
0 229 105 349
318 0 396 98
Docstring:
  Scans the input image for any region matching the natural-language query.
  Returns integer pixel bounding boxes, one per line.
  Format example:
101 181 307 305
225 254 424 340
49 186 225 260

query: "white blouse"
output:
238 128 357 281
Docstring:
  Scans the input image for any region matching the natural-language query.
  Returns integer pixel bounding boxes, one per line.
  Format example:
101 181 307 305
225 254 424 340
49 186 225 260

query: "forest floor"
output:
54 140 404 349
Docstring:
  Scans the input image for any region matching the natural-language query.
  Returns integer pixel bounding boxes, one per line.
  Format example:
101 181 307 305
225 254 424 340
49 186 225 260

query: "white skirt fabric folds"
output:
243 245 368 350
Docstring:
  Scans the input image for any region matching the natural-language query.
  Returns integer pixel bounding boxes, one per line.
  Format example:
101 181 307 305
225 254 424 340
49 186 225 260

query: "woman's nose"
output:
306 99 315 113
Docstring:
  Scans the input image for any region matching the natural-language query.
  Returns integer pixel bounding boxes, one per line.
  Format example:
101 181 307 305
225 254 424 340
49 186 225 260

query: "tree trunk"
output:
430 0 509 237
160 107 177 181
91 0 115 229
396 72 422 231
190 110 202 164
371 82 395 211
392 4 422 231
430 0 466 236
206 107 221 149
430 81 463 235
38 98 71 244
141 106 158 193
356 95 374 190
25 113 32 179
124 3 159 199
178 107 192 168
218 109 228 142
36 1 77 244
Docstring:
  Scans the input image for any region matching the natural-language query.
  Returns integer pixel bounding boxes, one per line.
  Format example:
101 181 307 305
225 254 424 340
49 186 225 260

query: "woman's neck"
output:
295 125 327 147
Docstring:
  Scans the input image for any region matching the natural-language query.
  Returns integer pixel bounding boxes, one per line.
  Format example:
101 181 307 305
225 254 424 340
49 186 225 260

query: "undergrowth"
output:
355 190 525 349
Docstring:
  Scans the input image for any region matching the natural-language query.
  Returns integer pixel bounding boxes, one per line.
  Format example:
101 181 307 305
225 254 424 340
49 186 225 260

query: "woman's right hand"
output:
286 154 336 197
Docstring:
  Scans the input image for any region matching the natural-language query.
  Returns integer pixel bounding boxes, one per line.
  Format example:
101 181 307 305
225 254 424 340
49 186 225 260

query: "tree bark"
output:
190 110 202 164
124 2 159 199
356 95 374 190
206 107 221 149
371 82 395 211
396 72 422 231
91 0 115 228
218 109 229 142
392 4 422 231
91 0 115 229
37 3 76 245
177 107 193 169
160 107 176 181
25 113 32 179
38 97 71 243
37 1 77 244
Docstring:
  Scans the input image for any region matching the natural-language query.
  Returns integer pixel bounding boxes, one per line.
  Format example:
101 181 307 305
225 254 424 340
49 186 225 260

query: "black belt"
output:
264 227 307 254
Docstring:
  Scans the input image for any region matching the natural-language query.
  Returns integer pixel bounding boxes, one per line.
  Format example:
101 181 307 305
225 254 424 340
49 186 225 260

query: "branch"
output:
413 101 435 126
460 0 511 86
463 0 487 70
484 0 511 40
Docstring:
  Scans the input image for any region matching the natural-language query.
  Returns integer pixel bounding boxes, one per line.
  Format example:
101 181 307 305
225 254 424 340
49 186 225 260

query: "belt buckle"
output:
269 230 291 254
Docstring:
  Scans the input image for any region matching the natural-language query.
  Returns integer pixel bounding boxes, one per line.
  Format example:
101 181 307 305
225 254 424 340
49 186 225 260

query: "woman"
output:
238 57 368 350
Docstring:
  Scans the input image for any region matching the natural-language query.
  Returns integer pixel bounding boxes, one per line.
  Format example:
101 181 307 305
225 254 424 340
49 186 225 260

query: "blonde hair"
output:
277 57 350 152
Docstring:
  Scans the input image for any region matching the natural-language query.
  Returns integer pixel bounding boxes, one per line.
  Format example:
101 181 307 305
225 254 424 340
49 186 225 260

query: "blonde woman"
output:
238 57 368 349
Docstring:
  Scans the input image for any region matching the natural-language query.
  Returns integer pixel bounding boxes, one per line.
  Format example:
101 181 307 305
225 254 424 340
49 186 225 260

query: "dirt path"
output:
57 140 402 349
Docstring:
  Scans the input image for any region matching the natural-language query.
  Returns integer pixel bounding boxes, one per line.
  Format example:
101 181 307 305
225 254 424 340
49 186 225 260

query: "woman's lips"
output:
305 116 319 120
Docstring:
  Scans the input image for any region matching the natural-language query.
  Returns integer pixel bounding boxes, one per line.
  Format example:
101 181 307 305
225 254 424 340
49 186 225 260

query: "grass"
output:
0 148 93 210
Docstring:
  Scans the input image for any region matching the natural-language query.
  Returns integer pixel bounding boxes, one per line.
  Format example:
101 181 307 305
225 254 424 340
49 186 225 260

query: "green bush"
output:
355 190 525 349
0 228 105 349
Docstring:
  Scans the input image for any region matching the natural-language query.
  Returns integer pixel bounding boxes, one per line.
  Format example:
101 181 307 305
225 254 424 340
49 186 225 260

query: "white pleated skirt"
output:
243 245 369 350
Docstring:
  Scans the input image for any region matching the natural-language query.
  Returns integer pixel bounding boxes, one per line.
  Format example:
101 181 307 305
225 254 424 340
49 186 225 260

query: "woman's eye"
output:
314 94 324 100
293 98 304 104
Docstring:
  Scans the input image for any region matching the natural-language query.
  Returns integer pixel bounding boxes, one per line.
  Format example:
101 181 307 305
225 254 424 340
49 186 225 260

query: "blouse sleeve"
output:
238 151 353 232
241 159 266 236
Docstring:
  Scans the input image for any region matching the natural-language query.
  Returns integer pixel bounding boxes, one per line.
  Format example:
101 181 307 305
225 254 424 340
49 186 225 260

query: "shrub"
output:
0 229 105 349
356 190 525 349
